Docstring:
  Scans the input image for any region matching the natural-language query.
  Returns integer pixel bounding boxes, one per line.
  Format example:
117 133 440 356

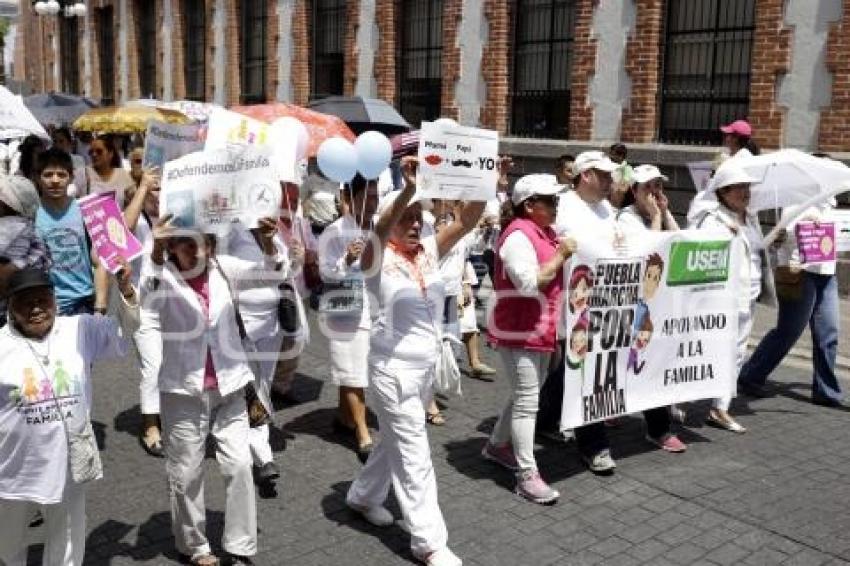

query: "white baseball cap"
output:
511 174 566 205
573 151 619 174
710 161 759 191
632 164 668 185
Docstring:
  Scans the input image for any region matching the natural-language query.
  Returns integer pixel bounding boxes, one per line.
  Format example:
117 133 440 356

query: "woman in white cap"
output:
688 161 776 433
483 173 576 505
615 165 688 451
345 156 484 566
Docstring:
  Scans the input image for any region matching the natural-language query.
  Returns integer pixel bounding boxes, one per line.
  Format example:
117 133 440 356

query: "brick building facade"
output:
11 0 850 154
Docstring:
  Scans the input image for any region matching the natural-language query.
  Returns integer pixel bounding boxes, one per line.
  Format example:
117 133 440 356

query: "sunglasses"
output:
531 194 560 207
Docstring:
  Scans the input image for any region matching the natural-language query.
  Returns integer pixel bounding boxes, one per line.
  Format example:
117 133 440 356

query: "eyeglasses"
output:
531 194 560 207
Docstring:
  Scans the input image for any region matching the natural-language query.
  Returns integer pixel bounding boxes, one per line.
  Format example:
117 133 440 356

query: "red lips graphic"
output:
424 154 443 166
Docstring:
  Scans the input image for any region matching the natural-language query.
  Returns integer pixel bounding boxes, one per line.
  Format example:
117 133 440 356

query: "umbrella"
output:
0 86 50 140
24 92 99 127
72 104 193 134
230 102 355 157
307 96 411 136
390 130 420 159
130 99 221 123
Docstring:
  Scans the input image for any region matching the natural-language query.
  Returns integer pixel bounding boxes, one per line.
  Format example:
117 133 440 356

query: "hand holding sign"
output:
417 121 500 201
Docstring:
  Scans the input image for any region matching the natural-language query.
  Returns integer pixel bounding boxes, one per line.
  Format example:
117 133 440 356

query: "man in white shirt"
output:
540 151 625 474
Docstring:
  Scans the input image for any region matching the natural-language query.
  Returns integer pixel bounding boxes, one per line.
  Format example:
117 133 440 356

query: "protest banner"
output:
204 107 298 183
143 120 204 168
559 229 737 429
416 121 499 201
795 221 836 263
160 145 281 233
79 191 144 274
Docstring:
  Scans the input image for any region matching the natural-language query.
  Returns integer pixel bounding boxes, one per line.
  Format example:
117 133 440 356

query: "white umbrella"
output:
708 149 850 212
0 86 50 140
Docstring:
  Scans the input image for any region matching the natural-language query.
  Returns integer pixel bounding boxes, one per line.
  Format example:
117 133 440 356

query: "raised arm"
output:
124 168 159 232
360 156 418 273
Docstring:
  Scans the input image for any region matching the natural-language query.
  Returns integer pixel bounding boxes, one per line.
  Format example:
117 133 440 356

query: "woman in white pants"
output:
318 174 378 462
345 157 484 566
142 216 284 566
0 265 139 566
688 162 776 433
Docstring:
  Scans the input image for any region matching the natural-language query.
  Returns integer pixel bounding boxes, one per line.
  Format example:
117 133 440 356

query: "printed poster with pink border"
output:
79 191 144 274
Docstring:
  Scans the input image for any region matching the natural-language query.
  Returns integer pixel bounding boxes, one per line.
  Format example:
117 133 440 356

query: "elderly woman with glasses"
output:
344 156 485 566
482 174 576 506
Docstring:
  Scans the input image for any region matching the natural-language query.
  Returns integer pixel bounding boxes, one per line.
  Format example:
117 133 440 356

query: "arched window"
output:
659 0 756 145
59 16 79 94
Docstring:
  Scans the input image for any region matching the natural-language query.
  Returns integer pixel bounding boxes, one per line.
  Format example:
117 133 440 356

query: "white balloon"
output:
272 117 310 160
354 131 392 180
317 137 358 183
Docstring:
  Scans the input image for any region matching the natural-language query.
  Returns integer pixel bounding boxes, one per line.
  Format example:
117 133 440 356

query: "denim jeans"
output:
739 272 842 402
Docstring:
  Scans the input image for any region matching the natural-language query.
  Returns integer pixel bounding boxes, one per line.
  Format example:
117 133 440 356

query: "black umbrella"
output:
307 96 411 136
24 92 100 127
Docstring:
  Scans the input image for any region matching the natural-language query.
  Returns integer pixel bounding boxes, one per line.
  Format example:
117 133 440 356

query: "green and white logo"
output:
666 240 730 286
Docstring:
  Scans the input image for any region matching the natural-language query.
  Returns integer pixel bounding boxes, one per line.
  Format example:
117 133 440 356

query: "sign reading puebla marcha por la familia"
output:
559 230 737 429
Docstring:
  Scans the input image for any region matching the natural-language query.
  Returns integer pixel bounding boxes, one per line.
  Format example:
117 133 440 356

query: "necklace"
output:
13 329 52 366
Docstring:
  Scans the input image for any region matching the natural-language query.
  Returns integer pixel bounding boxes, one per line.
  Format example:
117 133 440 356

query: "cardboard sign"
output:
160 145 282 234
143 120 204 169
795 221 836 263
204 107 298 183
554 229 737 429
78 191 144 274
416 121 499 201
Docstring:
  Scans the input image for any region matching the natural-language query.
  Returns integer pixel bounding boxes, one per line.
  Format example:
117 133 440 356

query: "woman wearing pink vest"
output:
483 174 576 505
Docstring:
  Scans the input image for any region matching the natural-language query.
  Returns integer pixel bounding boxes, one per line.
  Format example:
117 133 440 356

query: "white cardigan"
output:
140 253 284 397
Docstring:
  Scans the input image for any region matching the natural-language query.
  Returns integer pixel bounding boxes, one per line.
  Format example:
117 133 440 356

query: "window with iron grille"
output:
97 7 115 105
658 0 755 145
311 0 346 100
136 0 157 98
511 0 575 139
60 16 79 94
240 0 267 104
183 0 206 101
396 0 443 126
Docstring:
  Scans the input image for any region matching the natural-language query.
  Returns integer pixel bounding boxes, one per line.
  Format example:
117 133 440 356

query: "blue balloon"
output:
317 137 358 183
355 131 392 180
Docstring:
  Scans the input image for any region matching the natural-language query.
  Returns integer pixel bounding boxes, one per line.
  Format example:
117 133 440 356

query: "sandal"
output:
189 553 219 566
139 434 165 458
426 411 446 426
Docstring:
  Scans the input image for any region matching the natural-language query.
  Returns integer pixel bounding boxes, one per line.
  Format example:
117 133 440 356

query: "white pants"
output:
247 334 285 467
490 348 551 472
0 479 86 566
248 424 273 467
161 390 257 559
347 361 448 558
134 314 162 415
714 303 755 411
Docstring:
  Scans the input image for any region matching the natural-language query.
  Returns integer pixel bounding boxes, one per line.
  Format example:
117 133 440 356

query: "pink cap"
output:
720 119 752 137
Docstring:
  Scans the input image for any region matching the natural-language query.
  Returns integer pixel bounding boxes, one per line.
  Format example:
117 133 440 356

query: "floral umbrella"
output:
72 104 192 134
229 102 355 157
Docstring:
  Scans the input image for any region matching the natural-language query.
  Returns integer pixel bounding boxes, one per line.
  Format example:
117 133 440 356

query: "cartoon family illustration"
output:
565 252 664 377
10 361 78 407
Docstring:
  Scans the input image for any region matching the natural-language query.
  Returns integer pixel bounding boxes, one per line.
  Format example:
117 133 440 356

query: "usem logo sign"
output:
666 241 730 286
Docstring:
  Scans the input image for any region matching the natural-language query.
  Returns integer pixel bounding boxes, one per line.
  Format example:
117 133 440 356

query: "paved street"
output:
20 309 850 566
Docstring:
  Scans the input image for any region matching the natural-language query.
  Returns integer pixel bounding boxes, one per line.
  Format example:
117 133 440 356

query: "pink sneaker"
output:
647 433 687 453
515 470 559 505
481 442 518 471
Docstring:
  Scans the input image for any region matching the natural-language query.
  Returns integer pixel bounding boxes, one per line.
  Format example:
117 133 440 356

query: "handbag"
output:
773 265 804 301
214 261 272 428
434 334 463 397
34 357 102 484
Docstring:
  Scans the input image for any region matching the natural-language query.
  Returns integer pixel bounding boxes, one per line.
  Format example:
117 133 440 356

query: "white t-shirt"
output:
438 231 472 297
85 166 134 206
499 230 540 296
776 204 837 276
317 214 372 332
555 189 616 237
0 315 130 504
130 213 155 289
368 235 445 368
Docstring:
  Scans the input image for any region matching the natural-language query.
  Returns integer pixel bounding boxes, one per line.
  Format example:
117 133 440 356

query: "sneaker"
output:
346 499 395 527
515 469 559 505
481 442 518 471
582 449 617 474
647 433 687 453
417 546 462 566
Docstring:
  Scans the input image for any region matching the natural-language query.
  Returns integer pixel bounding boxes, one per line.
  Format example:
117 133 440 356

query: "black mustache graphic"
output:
451 159 473 168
